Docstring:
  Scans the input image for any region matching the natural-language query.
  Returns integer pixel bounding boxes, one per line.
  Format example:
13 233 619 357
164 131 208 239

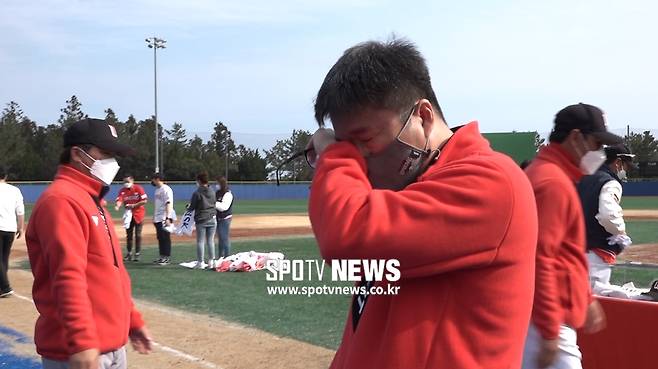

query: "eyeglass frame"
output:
275 148 316 186
274 102 426 186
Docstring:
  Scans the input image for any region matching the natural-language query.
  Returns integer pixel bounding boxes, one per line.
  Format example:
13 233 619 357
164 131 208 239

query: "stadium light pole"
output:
145 36 166 174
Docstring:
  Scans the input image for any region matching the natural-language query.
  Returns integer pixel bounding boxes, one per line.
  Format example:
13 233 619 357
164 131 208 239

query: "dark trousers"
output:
0 231 15 292
216 218 232 258
126 219 143 255
154 222 171 257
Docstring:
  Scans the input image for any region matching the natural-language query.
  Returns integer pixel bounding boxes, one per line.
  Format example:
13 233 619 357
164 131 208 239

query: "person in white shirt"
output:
215 176 234 258
151 173 174 265
0 167 25 297
577 144 637 287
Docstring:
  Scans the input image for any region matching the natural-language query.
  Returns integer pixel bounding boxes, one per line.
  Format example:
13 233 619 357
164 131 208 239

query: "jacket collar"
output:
419 121 490 179
55 165 105 198
600 164 621 183
535 143 583 183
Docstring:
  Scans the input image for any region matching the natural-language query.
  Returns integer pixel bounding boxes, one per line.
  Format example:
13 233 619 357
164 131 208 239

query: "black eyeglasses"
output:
275 148 317 186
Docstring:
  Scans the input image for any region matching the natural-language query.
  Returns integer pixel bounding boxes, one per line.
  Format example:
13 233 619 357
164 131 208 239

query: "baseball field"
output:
2 198 658 369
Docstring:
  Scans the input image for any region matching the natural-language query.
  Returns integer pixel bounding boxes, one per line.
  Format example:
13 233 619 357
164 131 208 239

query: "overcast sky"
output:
1 0 656 150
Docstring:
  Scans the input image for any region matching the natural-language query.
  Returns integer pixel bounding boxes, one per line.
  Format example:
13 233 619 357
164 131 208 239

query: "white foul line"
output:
11 292 223 369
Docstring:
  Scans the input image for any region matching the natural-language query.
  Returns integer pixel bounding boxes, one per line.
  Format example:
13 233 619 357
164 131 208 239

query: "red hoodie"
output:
524 144 591 340
309 122 538 369
26 165 144 361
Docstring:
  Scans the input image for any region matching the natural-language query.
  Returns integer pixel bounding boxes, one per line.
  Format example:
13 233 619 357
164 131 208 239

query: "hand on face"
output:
308 128 336 157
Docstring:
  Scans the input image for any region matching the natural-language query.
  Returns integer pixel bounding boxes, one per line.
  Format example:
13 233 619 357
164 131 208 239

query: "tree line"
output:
0 96 314 182
2 96 657 181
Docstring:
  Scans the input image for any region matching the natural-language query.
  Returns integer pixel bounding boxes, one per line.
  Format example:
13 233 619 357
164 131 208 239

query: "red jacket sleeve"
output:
531 179 567 340
37 198 100 353
138 185 147 201
309 142 514 279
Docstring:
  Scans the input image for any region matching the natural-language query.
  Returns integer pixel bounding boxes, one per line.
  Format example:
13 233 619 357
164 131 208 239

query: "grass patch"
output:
611 265 658 288
622 196 658 210
126 237 347 349
626 220 658 245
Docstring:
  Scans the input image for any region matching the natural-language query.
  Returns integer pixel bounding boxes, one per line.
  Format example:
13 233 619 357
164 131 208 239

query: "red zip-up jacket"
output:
309 122 538 369
26 165 145 361
524 144 591 340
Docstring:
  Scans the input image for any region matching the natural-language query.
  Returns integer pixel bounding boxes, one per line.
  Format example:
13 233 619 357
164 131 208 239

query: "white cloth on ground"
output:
179 251 284 272
592 280 650 300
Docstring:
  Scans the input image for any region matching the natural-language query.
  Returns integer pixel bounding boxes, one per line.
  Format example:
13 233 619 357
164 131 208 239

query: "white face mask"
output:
79 149 120 186
580 148 606 175
124 182 133 188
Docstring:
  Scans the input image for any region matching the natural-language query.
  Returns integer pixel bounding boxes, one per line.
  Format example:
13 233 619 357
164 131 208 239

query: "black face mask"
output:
150 180 156 187
365 104 438 191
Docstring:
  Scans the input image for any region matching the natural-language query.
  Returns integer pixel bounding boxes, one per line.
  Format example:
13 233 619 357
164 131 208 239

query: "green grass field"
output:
611 266 658 287
621 196 658 210
626 220 658 245
126 237 349 350
23 196 658 221
19 196 658 350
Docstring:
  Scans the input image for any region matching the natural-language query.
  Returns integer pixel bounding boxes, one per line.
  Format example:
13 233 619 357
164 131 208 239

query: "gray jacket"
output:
188 185 217 224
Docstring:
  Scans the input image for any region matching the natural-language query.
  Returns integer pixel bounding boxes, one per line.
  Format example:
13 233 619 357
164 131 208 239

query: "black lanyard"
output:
91 195 118 267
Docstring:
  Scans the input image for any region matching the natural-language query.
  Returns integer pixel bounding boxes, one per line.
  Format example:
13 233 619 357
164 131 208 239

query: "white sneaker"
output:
207 260 216 269
193 261 206 269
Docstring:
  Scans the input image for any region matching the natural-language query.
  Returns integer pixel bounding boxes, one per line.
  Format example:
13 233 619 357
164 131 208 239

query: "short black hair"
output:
151 173 164 181
123 174 134 180
0 166 7 179
314 38 444 126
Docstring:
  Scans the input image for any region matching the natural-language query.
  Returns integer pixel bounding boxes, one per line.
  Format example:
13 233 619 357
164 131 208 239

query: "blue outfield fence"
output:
15 182 311 203
12 180 658 203
623 181 658 196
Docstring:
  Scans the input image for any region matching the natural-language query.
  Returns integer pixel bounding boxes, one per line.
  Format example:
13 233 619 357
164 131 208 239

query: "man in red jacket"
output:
522 103 618 369
307 39 538 369
26 118 152 369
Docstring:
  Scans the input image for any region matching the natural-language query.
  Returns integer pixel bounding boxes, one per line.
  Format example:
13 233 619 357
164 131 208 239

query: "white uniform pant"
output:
587 251 612 287
522 324 582 369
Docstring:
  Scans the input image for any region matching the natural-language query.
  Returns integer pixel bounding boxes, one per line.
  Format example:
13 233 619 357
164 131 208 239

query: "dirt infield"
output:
2 214 333 369
132 214 313 247
617 243 658 264
625 209 658 220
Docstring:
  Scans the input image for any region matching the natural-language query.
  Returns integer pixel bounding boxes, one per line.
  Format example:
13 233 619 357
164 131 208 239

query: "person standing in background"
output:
151 173 174 265
115 174 147 262
215 176 233 259
0 166 24 298
577 144 637 287
187 172 217 269
522 103 615 369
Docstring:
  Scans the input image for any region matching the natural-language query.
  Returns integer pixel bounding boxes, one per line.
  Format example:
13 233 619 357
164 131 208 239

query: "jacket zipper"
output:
92 197 118 267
